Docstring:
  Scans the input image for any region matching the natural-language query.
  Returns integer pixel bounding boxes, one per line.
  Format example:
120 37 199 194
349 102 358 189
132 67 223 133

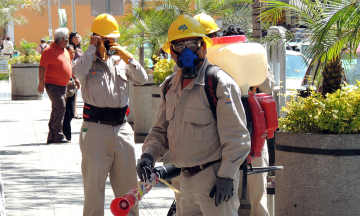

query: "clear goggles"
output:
171 39 202 52
101 37 115 43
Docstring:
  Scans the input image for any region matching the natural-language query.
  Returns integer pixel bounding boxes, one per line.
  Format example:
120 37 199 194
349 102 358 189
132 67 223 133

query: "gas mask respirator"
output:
176 48 202 79
172 39 204 79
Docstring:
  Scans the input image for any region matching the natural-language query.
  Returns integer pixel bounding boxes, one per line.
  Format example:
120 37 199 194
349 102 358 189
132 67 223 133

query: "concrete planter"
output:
275 132 360 216
11 64 41 100
133 74 154 142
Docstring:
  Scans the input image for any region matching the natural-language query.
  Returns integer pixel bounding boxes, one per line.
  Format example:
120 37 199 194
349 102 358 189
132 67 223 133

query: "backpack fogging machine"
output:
111 38 285 216
110 77 284 216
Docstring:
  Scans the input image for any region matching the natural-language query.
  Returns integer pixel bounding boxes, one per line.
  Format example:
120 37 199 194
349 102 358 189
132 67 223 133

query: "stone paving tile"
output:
0 81 175 216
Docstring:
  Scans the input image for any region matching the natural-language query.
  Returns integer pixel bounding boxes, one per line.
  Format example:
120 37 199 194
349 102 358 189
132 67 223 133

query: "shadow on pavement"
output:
0 150 34 155
5 143 50 147
0 120 18 123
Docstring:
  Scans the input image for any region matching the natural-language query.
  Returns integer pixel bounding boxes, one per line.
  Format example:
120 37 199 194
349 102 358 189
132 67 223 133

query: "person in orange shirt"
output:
37 27 79 144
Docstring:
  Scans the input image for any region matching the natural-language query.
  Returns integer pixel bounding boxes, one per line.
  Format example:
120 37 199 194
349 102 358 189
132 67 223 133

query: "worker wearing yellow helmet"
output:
137 14 251 216
193 13 221 38
73 13 147 216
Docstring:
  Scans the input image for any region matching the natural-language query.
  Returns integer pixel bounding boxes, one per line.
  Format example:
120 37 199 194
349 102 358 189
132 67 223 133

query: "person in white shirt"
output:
2 37 13 58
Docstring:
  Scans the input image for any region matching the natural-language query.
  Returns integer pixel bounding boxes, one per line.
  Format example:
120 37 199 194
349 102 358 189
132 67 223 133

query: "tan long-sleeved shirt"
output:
72 45 147 108
143 58 251 180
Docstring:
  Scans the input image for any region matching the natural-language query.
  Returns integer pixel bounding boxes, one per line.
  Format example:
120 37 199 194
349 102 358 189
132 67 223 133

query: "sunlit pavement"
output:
0 81 174 216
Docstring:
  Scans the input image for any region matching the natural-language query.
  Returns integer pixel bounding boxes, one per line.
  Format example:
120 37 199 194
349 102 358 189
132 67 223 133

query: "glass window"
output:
286 54 308 79
343 56 360 85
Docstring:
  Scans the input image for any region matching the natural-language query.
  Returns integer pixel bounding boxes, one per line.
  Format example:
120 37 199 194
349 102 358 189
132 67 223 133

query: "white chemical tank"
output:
207 36 268 95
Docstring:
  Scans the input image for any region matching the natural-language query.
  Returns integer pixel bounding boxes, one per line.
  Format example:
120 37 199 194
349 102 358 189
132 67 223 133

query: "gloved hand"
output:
97 39 108 61
136 153 154 181
209 177 234 206
109 42 133 64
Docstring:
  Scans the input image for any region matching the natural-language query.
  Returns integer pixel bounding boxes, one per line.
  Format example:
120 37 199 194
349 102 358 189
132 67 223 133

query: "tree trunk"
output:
139 0 145 67
253 0 262 40
3 23 8 35
321 57 343 95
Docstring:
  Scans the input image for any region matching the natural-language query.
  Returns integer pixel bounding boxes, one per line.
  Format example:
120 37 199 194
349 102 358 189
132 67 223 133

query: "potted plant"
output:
10 39 41 100
274 85 360 215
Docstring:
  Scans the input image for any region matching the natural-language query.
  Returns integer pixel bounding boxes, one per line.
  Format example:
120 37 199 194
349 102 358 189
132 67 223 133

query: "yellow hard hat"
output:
90 13 120 38
193 13 220 35
162 14 213 53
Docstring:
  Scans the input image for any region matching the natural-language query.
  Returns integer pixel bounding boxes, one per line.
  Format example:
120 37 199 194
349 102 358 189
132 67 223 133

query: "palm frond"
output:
0 0 45 26
121 0 254 58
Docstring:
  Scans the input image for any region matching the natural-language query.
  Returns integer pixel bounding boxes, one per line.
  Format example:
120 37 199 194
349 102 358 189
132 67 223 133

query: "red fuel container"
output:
255 93 279 139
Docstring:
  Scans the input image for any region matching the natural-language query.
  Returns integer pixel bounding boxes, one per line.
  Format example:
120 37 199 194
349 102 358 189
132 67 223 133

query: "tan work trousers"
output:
80 121 138 216
179 162 240 216
248 140 270 216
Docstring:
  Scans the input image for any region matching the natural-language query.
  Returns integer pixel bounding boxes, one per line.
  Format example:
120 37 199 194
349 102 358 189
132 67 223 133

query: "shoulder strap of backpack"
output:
204 65 220 122
163 77 173 101
40 45 46 53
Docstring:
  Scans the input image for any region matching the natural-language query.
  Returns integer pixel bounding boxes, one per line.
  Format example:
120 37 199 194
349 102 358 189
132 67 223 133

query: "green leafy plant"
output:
0 73 9 80
10 39 40 64
144 58 153 70
152 56 175 85
279 83 360 134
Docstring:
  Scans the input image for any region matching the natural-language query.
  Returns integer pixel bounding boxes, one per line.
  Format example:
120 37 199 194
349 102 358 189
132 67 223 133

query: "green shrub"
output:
0 74 9 81
279 83 360 134
152 56 175 85
10 55 41 64
144 58 152 70
9 39 40 64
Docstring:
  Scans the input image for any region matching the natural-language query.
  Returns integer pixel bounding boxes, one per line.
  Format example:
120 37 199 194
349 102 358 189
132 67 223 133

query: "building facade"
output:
11 0 131 47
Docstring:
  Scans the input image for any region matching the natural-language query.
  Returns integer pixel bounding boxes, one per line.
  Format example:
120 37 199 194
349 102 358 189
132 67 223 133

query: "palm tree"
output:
253 0 261 41
0 0 45 35
261 0 360 95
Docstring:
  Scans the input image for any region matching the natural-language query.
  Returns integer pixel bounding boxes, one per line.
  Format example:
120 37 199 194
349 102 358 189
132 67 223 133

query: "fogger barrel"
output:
110 164 181 216
110 163 282 215
207 36 268 95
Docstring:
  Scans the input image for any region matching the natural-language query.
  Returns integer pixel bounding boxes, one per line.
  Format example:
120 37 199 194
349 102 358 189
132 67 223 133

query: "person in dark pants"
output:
62 45 78 142
69 31 83 119
37 27 79 144
63 88 75 141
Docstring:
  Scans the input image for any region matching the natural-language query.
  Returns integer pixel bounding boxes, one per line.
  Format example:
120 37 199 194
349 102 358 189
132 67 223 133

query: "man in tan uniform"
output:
166 13 222 216
137 15 250 216
73 14 147 216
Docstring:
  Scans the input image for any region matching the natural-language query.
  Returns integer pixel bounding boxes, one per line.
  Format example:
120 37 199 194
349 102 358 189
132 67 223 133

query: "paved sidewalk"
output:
0 81 175 216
